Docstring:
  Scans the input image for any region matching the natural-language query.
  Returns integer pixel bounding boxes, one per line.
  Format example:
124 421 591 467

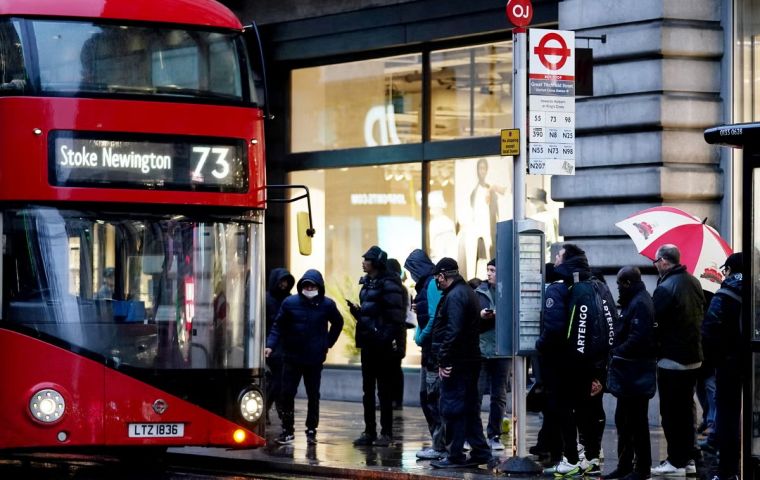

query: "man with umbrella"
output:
650 244 705 476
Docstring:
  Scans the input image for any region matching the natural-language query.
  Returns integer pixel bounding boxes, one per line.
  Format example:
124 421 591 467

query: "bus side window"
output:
0 20 26 92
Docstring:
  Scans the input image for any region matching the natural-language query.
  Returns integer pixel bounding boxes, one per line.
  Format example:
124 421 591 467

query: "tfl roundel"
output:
506 0 533 27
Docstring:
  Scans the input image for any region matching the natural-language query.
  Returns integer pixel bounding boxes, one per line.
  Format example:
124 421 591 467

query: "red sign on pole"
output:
506 0 533 28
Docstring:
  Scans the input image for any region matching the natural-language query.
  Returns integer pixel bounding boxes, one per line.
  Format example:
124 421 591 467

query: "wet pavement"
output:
176 397 721 479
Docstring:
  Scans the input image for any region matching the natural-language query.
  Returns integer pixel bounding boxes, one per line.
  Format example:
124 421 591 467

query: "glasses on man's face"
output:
652 257 663 266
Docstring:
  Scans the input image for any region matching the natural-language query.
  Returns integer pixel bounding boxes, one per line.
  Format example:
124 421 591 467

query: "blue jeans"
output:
477 357 510 438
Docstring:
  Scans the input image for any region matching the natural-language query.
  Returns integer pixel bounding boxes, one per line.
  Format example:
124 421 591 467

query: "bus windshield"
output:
0 18 261 104
2 206 262 370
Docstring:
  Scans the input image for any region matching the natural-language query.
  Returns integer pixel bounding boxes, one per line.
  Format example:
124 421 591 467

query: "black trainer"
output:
373 434 393 447
353 431 377 446
306 429 317 445
275 432 294 445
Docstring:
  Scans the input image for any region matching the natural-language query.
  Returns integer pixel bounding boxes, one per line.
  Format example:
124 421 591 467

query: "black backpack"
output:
566 275 616 362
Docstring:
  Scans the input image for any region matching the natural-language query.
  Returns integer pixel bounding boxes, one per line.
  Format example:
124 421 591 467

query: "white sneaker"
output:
651 460 686 476
580 457 601 475
463 441 471 451
489 436 505 451
577 443 586 462
685 459 696 476
554 460 581 476
415 447 445 459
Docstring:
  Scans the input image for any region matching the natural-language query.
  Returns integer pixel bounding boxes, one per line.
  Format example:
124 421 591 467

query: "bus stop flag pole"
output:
498 0 541 474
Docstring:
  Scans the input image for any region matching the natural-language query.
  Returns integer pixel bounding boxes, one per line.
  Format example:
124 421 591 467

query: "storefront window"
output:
430 42 513 140
427 156 513 280
290 54 422 152
287 164 423 365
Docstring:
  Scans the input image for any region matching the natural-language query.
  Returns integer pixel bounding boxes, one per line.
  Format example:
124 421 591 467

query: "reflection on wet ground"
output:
178 397 719 479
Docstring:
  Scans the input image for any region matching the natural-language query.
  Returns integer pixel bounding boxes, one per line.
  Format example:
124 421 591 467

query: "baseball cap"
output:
721 252 743 273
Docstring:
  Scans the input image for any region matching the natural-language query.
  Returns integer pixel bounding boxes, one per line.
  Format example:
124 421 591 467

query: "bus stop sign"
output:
506 0 533 28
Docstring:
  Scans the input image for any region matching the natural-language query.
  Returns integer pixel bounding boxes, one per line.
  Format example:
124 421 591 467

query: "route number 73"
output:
192 146 230 180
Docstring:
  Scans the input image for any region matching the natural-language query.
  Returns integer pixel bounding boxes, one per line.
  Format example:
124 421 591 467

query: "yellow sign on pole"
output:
501 128 520 156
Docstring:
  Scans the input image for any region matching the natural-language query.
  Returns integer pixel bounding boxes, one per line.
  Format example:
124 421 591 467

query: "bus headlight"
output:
239 389 264 423
30 388 66 423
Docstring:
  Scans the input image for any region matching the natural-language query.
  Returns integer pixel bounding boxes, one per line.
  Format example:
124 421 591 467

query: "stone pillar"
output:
556 0 724 270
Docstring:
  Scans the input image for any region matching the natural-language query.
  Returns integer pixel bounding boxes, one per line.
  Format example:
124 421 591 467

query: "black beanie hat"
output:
487 258 496 267
433 257 459 277
363 245 388 267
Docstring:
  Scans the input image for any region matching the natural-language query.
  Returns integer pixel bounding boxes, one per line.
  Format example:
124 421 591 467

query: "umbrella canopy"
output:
615 206 732 293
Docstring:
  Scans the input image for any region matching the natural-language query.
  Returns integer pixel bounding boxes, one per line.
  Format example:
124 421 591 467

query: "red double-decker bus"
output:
0 0 269 450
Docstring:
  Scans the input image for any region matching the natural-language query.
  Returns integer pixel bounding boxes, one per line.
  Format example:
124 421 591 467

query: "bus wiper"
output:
153 85 240 101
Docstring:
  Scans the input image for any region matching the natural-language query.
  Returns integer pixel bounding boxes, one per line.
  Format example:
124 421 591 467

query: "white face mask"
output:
302 289 318 298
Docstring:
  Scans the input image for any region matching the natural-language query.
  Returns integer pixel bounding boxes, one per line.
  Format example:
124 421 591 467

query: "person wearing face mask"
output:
265 269 343 446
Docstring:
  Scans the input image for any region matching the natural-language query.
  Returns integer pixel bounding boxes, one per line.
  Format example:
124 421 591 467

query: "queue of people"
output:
265 241 742 480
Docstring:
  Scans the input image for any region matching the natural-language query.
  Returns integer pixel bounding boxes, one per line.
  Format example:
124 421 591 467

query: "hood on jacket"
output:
554 253 591 283
722 272 742 292
297 269 326 297
404 249 435 283
268 267 295 297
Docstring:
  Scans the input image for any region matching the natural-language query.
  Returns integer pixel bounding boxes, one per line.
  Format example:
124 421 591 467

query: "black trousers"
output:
266 355 283 415
715 363 741 478
657 367 698 468
278 361 323 434
614 395 652 475
439 361 491 464
360 348 395 436
577 388 605 460
543 360 592 464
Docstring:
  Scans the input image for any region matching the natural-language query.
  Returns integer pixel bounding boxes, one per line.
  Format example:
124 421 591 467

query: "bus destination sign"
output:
50 131 247 192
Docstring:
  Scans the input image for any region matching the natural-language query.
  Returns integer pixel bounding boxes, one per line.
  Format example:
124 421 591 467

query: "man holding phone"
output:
350 245 406 447
474 258 509 451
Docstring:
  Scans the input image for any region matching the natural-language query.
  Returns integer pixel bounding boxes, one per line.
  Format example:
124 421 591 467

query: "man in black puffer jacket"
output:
429 257 492 469
536 244 608 476
350 245 406 447
603 266 656 480
265 269 343 446
702 252 742 480
651 244 705 476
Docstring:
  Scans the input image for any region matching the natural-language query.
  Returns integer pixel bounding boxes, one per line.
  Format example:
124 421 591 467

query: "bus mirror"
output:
297 211 312 256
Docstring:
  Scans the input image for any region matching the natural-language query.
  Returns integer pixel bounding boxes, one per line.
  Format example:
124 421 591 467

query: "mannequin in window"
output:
465 158 504 279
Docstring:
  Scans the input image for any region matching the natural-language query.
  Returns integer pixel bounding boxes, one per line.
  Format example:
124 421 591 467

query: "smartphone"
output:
346 299 356 308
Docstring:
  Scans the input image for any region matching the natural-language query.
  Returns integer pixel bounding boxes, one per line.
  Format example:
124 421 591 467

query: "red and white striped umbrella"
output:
615 206 733 293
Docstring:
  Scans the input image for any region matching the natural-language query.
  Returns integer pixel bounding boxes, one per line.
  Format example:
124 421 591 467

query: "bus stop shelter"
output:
705 122 760 478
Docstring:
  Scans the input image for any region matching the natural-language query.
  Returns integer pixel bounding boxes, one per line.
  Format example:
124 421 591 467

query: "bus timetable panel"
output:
50 131 248 192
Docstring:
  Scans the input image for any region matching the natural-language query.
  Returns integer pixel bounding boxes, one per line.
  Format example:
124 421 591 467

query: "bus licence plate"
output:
128 423 184 438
